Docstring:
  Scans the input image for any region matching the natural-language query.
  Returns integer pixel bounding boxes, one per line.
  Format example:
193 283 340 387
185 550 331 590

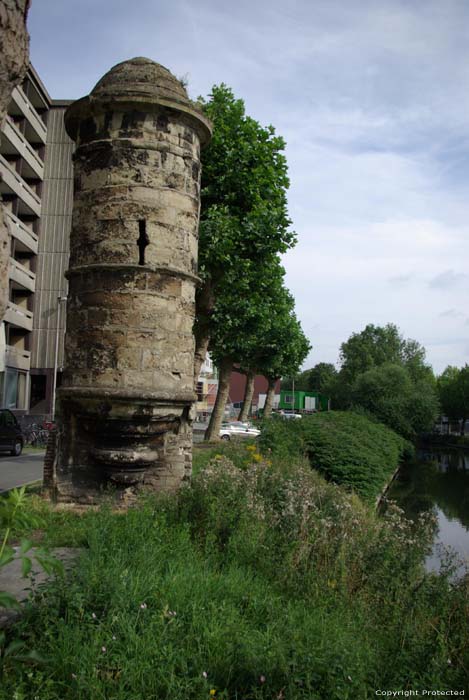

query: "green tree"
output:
331 323 434 410
339 323 430 383
204 262 283 440
328 323 438 437
281 362 337 394
438 365 469 435
351 363 439 439
205 263 310 437
194 85 295 384
255 288 311 418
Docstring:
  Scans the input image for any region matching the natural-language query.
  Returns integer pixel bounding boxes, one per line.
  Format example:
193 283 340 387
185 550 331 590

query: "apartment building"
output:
29 100 73 414
0 66 73 415
0 66 48 412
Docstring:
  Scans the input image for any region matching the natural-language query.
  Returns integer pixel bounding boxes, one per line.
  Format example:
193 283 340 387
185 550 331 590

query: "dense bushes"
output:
2 447 468 698
260 411 412 503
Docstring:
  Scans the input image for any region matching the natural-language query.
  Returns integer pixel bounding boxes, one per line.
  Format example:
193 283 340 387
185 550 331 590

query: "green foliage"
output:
196 85 306 383
2 451 469 698
252 279 311 381
0 489 63 679
327 323 439 437
197 84 295 318
438 365 469 428
0 488 63 610
260 412 411 503
199 84 294 280
282 362 337 392
351 363 440 439
339 323 429 384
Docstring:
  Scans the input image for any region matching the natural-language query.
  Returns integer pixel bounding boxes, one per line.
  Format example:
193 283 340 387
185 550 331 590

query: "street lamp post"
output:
51 296 67 421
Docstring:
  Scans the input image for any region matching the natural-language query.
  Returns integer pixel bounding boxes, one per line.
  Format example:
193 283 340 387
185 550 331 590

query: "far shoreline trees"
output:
438 365 469 435
294 324 439 440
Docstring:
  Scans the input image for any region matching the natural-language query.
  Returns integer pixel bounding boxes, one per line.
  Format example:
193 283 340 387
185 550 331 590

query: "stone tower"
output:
55 57 211 503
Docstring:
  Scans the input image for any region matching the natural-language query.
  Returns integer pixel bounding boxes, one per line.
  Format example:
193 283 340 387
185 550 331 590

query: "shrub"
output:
260 411 412 503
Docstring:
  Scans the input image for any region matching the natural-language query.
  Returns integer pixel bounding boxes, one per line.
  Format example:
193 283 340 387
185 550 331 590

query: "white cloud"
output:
27 0 469 373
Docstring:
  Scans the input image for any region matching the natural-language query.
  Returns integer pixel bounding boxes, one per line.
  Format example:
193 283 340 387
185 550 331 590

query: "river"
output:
384 447 469 575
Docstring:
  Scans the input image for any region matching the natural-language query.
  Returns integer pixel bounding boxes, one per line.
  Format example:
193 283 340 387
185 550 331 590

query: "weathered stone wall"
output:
55 58 211 504
64 107 202 399
0 0 30 321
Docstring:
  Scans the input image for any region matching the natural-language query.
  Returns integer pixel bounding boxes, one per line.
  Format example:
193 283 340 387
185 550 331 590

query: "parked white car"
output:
219 421 261 440
279 411 302 420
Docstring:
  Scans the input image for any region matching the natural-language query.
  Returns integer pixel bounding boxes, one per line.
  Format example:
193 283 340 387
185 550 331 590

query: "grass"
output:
1 436 468 698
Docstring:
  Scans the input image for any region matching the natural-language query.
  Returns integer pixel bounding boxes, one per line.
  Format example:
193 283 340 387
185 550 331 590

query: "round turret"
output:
65 56 211 146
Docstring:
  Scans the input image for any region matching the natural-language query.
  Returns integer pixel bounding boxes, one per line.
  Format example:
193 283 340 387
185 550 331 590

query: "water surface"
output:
385 448 469 574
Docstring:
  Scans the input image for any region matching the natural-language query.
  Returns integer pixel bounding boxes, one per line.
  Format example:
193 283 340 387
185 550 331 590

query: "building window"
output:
4 369 18 409
284 394 293 404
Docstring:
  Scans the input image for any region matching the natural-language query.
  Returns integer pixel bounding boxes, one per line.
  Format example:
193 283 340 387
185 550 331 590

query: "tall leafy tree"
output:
352 363 439 439
327 323 438 437
194 85 295 383
339 323 429 384
255 287 311 418
281 362 337 393
331 323 434 409
204 262 310 437
438 365 469 435
204 264 282 440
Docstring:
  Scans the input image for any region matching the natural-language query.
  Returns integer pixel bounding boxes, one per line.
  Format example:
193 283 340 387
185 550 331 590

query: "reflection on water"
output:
385 448 469 574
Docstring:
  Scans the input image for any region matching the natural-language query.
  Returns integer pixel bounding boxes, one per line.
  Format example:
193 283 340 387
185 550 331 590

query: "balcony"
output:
6 211 38 254
9 86 47 145
4 302 33 331
0 154 41 218
5 345 31 371
1 118 44 179
9 258 36 293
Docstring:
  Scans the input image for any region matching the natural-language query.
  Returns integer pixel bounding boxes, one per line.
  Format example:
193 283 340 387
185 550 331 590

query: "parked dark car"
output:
0 409 24 456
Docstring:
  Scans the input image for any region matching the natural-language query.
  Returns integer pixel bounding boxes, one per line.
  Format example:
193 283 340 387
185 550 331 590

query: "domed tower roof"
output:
65 56 211 146
91 57 190 105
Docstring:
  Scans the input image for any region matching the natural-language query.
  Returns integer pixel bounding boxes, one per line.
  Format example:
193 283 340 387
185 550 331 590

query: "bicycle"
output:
24 423 49 447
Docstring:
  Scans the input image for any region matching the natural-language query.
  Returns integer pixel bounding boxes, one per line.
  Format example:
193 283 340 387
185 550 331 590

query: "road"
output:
0 450 45 492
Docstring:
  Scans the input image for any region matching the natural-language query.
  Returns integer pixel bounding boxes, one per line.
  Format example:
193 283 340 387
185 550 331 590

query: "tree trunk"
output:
205 357 233 441
238 371 254 421
461 418 466 437
0 1 30 322
263 377 277 418
193 279 214 387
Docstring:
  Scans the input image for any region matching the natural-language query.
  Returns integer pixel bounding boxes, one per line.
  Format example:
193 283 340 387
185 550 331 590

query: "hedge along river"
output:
384 447 469 575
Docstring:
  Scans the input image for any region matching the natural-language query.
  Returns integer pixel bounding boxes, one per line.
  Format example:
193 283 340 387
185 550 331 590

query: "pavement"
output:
0 450 45 493
0 547 80 629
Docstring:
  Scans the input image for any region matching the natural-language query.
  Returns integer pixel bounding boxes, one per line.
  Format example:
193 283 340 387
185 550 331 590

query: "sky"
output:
28 0 469 374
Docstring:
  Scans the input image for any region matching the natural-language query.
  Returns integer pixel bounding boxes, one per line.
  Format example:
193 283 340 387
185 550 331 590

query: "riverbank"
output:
2 439 469 697
259 411 412 504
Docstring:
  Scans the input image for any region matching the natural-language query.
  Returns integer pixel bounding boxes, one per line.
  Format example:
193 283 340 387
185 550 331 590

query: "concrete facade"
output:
30 102 73 414
0 66 49 412
53 58 211 503
0 0 30 325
